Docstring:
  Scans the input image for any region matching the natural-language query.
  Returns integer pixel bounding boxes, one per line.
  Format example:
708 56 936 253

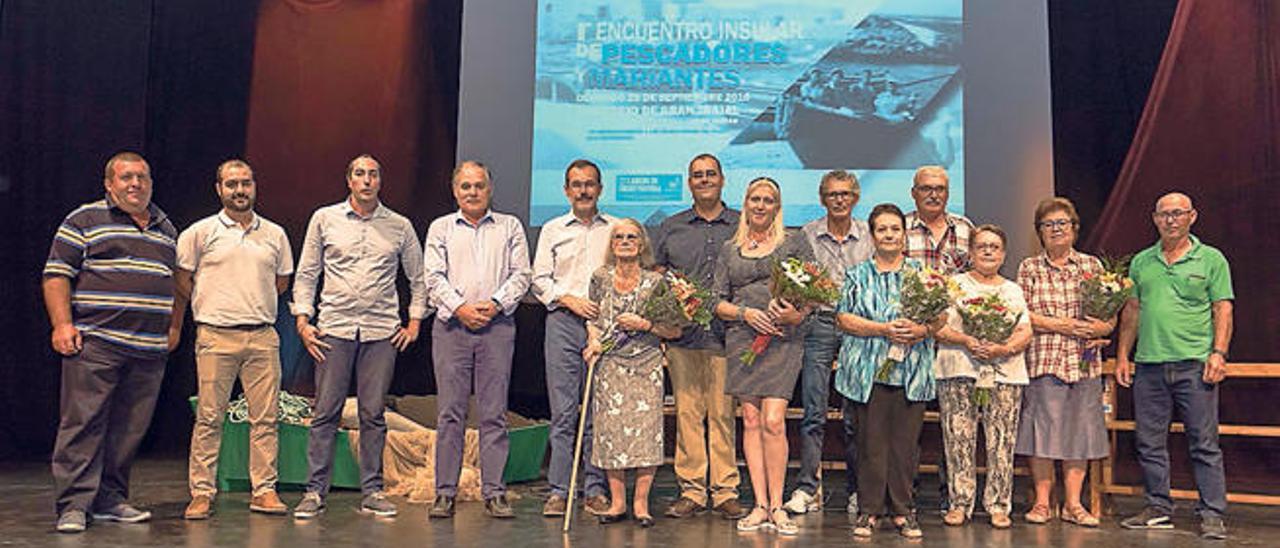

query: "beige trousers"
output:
666 346 740 506
188 325 281 497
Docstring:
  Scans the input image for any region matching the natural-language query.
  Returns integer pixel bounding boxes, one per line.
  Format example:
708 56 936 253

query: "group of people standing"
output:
43 151 1234 541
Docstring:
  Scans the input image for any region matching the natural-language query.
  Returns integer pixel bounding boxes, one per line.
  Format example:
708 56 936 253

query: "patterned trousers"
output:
937 378 1022 516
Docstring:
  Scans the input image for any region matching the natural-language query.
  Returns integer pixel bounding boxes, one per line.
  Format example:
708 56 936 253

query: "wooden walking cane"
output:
563 354 599 533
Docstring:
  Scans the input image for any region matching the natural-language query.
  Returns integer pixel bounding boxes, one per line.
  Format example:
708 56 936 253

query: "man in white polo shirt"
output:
172 158 294 519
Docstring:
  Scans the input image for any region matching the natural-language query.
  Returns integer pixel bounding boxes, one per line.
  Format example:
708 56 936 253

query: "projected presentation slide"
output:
530 0 963 227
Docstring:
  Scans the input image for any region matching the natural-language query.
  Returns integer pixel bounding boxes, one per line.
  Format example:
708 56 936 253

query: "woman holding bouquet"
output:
582 219 682 527
933 225 1032 529
711 177 815 535
834 203 936 539
1013 198 1112 526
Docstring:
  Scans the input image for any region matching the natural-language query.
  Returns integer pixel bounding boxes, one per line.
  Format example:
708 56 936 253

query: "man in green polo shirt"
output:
1115 192 1233 540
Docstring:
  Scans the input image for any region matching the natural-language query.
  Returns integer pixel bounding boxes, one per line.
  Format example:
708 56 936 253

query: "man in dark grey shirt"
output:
652 154 746 520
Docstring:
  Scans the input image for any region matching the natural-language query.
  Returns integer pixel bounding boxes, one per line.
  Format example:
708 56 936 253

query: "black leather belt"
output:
200 322 272 331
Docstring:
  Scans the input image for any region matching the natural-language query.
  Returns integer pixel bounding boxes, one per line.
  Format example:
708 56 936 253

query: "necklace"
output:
746 231 769 250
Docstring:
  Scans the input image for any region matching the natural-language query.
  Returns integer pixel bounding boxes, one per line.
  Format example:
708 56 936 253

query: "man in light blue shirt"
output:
530 159 617 516
786 170 873 516
424 160 531 519
291 154 429 519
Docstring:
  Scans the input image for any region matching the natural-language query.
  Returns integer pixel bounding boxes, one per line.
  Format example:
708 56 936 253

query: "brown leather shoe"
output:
249 491 288 515
583 494 611 516
184 495 213 520
713 499 748 520
664 497 707 518
542 495 567 517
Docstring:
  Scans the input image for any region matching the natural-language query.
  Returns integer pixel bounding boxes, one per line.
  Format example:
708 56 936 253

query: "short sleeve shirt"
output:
1016 250 1104 382
653 205 740 349
177 211 293 326
934 273 1032 385
1130 235 1233 363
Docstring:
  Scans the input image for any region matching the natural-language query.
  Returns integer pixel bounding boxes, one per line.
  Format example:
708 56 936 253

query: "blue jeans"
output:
1134 360 1227 517
794 313 856 498
544 310 607 498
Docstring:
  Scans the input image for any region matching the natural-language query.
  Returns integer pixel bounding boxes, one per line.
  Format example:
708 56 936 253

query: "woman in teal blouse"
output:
834 203 937 539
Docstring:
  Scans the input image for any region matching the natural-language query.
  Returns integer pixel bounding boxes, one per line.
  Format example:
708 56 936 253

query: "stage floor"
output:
0 458 1273 547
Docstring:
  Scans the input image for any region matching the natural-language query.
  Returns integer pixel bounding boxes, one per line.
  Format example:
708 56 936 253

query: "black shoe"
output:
485 495 515 519
429 496 455 519
1200 515 1227 540
636 514 655 528
1120 507 1173 530
597 511 628 524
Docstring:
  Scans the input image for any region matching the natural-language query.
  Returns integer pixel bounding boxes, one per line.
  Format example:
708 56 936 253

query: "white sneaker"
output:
846 493 859 515
783 489 819 514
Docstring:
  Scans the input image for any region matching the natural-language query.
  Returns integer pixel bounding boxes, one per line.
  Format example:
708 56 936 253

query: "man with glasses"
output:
530 159 617 517
785 170 873 516
1116 192 1232 540
903 164 972 515
652 153 747 520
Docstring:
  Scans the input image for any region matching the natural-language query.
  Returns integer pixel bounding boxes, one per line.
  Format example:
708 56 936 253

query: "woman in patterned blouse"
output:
1013 198 1114 527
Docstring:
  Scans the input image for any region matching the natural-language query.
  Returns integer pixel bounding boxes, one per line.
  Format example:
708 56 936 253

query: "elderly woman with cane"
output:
578 219 681 528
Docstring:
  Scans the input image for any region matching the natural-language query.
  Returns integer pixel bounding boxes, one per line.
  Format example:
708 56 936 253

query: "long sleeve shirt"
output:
530 211 616 309
290 200 428 341
422 210 531 321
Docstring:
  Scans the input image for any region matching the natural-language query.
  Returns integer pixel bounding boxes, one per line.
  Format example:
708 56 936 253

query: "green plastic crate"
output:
188 396 548 490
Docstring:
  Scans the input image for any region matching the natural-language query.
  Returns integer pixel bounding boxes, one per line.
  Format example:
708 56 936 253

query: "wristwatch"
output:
1210 348 1228 359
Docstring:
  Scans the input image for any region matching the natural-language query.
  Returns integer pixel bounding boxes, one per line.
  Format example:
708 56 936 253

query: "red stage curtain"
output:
1086 0 1280 362
245 0 457 237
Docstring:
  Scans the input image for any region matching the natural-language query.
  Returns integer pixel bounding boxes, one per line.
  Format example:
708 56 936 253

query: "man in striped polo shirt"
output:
172 159 293 520
43 151 179 533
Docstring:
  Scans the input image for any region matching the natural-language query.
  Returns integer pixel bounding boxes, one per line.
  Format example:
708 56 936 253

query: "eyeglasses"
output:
1153 209 1193 221
912 185 947 196
823 190 855 201
1038 219 1073 230
612 233 640 241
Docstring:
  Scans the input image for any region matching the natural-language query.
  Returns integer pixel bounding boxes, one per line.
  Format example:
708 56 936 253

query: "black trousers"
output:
853 385 926 516
51 336 166 515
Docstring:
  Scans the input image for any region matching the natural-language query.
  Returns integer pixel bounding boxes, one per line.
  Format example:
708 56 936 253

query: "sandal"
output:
736 506 770 532
1060 505 1100 527
1025 503 1052 524
852 513 877 537
770 508 799 536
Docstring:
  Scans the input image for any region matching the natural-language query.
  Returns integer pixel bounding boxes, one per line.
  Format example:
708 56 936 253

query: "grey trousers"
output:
433 316 515 499
305 335 395 496
51 336 166 516
543 310 607 498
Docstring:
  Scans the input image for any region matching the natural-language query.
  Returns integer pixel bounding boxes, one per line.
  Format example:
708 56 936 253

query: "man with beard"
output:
530 159 617 517
172 159 293 520
291 154 429 519
44 152 179 533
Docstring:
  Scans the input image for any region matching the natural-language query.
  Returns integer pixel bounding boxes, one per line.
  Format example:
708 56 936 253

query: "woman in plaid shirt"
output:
1013 198 1114 527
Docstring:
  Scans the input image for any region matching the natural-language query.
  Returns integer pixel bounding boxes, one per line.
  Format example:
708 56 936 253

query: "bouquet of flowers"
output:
740 257 840 366
956 292 1022 407
1077 255 1133 372
878 267 957 381
598 270 713 356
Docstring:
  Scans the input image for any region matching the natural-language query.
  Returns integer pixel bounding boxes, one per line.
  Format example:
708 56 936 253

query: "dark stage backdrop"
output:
1 0 1261 467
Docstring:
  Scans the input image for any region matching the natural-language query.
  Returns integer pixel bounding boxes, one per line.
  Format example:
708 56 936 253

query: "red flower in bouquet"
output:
740 257 839 366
